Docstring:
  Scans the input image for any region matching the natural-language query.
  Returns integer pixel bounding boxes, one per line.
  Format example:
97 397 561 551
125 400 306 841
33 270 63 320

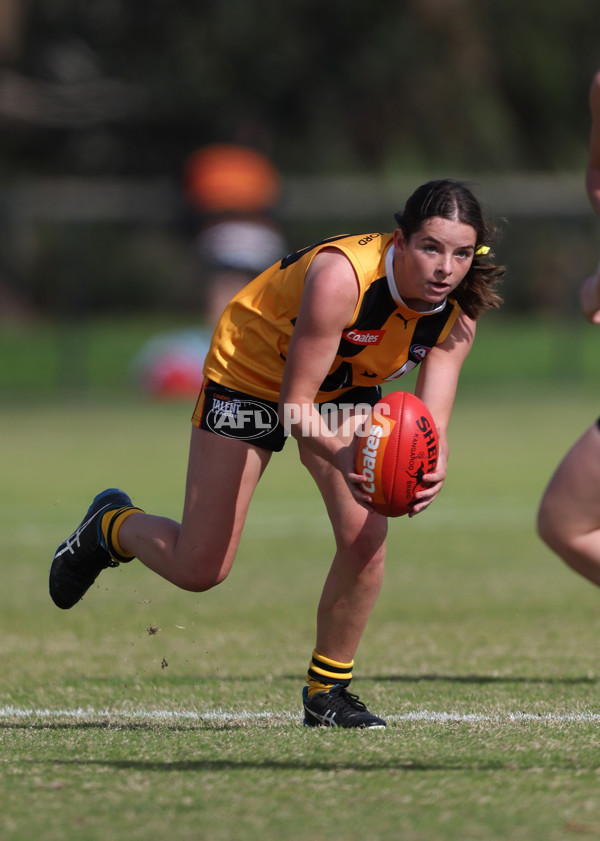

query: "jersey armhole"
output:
436 300 461 344
306 244 363 326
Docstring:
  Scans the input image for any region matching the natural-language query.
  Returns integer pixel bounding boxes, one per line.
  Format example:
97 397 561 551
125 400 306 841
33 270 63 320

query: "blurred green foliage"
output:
0 313 598 396
0 2 598 319
4 0 599 177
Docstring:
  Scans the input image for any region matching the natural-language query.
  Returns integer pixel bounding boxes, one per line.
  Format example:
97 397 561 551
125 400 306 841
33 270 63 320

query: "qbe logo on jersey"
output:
206 397 279 441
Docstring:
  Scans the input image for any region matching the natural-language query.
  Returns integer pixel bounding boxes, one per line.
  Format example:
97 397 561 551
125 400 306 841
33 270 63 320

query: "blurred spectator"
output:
132 144 287 400
183 143 287 324
132 328 210 400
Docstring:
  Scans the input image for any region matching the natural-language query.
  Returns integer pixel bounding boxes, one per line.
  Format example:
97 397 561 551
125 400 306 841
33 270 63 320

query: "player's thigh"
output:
541 422 600 533
178 425 272 565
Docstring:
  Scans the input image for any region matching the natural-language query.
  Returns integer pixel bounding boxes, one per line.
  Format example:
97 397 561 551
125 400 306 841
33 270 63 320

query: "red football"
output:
354 391 439 517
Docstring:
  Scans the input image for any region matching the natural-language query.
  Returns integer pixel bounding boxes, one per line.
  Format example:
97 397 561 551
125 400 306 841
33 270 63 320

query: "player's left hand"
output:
408 456 447 517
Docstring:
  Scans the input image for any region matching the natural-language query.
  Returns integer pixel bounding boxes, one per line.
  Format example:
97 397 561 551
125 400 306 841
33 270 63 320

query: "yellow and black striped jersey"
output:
202 232 461 403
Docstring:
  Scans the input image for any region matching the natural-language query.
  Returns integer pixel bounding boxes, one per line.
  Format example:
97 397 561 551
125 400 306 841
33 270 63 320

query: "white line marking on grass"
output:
2 707 600 724
390 711 600 723
0 706 291 722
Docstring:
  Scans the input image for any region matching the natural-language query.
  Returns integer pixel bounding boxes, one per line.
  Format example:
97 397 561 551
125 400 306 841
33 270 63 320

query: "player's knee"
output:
173 549 231 592
537 496 570 554
177 570 229 593
343 518 387 567
536 498 557 547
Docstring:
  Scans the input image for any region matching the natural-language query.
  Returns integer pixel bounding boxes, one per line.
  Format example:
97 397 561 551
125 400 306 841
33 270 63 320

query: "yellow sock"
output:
306 649 353 699
101 506 143 562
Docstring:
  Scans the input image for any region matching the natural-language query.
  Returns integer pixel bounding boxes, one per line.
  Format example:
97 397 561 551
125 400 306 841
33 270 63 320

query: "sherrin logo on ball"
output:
355 391 439 517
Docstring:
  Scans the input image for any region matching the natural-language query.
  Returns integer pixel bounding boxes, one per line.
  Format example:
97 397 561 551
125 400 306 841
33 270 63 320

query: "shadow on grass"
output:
14 754 600 773
372 674 600 685
0 721 283 733
78 673 600 685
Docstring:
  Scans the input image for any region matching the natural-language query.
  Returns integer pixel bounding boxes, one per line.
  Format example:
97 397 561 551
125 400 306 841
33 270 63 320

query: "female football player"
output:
537 71 600 584
50 179 504 728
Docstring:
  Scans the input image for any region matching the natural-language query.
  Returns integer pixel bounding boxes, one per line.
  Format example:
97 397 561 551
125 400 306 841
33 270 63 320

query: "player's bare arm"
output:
586 71 600 216
579 270 600 324
580 73 600 324
278 249 359 471
410 311 476 514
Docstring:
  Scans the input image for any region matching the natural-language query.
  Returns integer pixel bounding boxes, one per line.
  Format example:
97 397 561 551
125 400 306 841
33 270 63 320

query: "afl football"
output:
355 391 439 517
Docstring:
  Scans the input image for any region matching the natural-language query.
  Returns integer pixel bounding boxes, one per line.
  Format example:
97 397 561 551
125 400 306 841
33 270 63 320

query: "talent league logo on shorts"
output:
205 396 279 441
342 328 385 346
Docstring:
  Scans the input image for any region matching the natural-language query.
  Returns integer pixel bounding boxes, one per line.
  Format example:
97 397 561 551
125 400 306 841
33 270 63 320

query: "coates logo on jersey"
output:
410 344 430 361
343 329 386 346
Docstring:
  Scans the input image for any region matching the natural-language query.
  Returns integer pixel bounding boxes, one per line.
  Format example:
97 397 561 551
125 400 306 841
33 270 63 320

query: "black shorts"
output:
192 380 382 453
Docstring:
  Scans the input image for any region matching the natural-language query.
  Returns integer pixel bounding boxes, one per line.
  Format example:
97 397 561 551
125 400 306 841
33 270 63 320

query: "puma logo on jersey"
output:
395 313 414 328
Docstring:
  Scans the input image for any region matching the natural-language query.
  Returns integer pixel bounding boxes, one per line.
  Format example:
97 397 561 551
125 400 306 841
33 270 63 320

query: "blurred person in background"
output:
132 144 287 400
183 143 287 325
537 70 600 581
49 179 504 729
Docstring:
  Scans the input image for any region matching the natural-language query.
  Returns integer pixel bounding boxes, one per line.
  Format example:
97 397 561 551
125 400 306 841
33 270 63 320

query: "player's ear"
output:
393 228 407 255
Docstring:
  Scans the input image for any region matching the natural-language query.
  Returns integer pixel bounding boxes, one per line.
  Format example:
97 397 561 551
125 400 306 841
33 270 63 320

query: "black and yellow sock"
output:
101 506 143 562
305 649 353 699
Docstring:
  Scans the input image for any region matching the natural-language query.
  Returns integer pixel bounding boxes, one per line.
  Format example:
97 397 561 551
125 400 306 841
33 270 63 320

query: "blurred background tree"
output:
0 0 598 330
0 0 596 177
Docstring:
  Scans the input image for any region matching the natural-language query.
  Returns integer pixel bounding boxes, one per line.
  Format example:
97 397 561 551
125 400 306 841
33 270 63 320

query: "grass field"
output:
2 316 600 840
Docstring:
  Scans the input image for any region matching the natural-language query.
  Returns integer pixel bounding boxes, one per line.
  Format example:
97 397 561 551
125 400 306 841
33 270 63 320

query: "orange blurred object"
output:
184 144 281 213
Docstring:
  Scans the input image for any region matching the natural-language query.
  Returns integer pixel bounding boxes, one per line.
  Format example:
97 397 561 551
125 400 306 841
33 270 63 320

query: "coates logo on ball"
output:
355 391 439 517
